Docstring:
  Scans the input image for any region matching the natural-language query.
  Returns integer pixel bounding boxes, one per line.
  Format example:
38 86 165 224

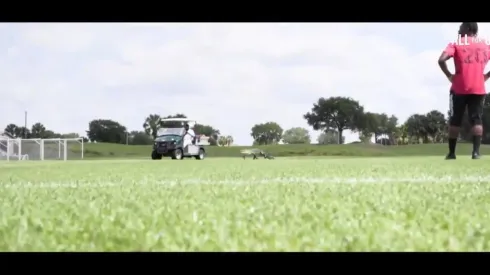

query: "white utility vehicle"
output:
148 118 205 160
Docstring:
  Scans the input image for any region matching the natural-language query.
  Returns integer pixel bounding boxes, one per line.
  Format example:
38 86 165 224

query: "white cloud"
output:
21 23 97 53
2 23 490 145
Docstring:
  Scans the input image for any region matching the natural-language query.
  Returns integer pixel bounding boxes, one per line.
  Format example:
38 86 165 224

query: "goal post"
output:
0 138 28 161
0 138 84 161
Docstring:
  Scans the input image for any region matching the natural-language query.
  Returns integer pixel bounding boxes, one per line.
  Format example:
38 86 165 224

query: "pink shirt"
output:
444 37 490 95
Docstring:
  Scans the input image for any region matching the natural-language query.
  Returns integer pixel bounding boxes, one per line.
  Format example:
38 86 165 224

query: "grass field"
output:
1 156 490 251
76 142 490 158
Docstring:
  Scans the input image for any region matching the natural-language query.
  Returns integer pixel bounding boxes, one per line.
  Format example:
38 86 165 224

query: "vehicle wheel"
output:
195 148 205 160
151 150 162 160
172 149 183 160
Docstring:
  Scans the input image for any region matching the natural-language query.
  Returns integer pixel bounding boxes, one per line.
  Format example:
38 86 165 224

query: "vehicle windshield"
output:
157 128 184 136
155 135 182 142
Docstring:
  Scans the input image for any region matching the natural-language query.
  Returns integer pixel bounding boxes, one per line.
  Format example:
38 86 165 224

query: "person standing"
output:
438 22 489 159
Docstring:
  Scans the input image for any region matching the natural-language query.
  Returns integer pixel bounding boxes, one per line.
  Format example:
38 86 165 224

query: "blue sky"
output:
2 23 490 145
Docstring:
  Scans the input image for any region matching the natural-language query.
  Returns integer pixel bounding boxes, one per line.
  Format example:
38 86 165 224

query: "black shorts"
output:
449 91 485 127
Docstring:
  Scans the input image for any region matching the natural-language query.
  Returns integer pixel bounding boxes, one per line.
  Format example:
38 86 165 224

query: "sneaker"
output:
472 152 481 159
445 153 456 160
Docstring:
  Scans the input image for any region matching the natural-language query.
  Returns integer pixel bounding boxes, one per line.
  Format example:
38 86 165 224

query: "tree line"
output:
249 94 490 145
3 123 86 141
4 94 490 146
2 113 234 146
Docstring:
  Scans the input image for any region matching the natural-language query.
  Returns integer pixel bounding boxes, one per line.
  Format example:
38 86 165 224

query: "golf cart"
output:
150 118 205 160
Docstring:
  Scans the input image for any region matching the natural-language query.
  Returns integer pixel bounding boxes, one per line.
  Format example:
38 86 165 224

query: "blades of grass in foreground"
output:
0 157 489 251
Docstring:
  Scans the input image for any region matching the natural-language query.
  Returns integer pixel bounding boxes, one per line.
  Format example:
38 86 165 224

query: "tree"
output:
403 111 446 144
207 137 218 146
405 114 428 143
282 127 311 144
60 133 80 139
165 113 187 119
31 122 46 138
4 124 30 138
424 110 446 142
357 112 397 144
86 119 127 143
225 135 234 146
15 127 30 138
194 124 220 146
317 130 344 144
194 124 220 141
373 113 388 143
367 113 398 145
43 130 59 139
129 131 153 145
143 114 161 139
358 112 378 142
380 115 398 145
304 97 364 144
396 124 409 145
4 124 18 137
251 122 283 145
217 136 228 146
358 131 372 143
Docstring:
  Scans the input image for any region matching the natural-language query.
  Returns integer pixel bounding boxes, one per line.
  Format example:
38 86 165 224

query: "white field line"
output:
1 176 490 189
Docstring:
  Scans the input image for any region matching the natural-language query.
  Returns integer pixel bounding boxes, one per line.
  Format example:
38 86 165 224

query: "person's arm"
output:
438 43 456 82
485 46 490 81
484 71 490 81
182 129 195 138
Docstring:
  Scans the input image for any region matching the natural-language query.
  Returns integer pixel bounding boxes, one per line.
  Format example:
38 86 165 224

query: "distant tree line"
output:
3 113 233 146
249 94 490 145
3 123 88 142
5 94 490 146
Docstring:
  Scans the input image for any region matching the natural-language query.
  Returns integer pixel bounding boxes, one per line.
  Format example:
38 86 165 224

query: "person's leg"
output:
467 94 485 158
447 92 467 159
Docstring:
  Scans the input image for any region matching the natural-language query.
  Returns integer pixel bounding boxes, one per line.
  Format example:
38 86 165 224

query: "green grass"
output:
1 156 490 251
75 142 490 159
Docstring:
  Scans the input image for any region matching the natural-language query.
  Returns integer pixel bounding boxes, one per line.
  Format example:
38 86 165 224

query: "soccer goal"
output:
0 138 84 161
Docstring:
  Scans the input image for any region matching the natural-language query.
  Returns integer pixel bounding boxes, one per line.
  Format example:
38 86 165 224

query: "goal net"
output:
0 138 84 161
